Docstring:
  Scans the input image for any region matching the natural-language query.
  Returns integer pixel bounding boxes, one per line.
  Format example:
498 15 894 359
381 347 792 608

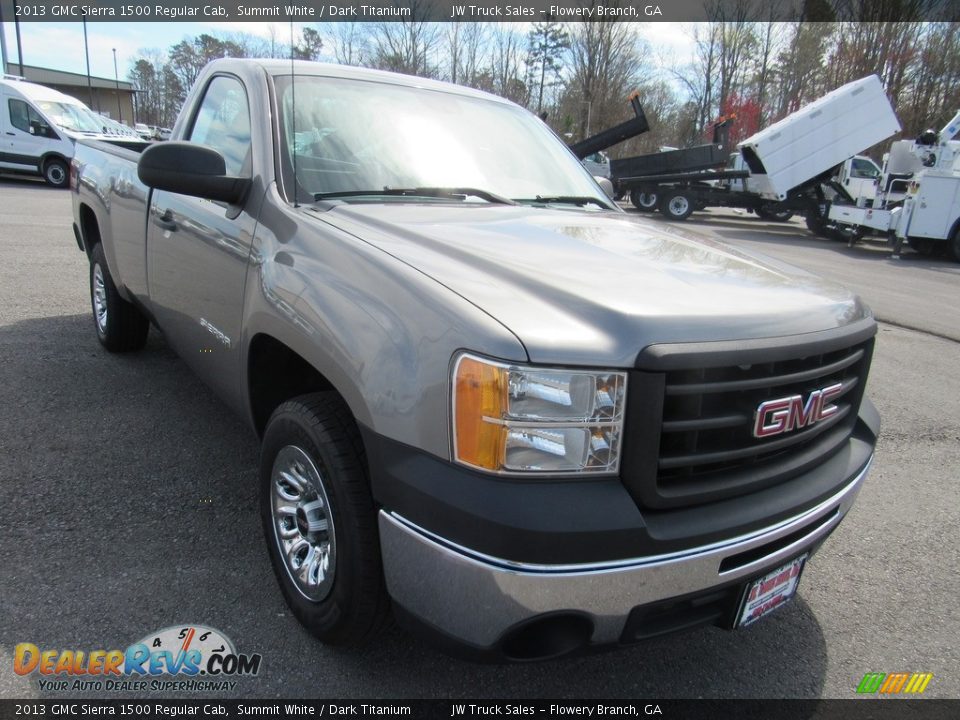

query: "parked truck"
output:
71 59 879 660
828 112 960 261
614 76 900 224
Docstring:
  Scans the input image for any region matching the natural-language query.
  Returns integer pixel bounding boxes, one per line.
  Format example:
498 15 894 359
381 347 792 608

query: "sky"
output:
1 20 696 82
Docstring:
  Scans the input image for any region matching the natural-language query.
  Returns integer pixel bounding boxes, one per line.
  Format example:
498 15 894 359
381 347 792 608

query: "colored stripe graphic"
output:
856 673 885 694
857 672 933 694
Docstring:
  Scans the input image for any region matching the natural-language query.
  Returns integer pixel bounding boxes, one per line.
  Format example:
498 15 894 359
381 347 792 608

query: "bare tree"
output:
324 22 370 66
368 1 441 77
489 24 528 104
566 17 648 141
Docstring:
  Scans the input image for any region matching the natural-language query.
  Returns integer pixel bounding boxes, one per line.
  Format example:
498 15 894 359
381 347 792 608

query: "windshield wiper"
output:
314 187 517 205
514 195 612 209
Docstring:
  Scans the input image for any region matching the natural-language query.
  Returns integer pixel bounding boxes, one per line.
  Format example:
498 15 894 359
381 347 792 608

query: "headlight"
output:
452 353 627 475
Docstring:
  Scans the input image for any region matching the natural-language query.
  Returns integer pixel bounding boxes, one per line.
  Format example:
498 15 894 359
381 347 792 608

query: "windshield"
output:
36 101 103 134
275 75 608 206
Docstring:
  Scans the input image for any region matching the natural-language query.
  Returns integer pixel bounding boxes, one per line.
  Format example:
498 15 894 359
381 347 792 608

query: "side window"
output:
188 76 251 177
9 99 30 133
851 158 880 179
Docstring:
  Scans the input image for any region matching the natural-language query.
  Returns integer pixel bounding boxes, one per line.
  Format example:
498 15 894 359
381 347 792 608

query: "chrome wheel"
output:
271 445 337 602
92 263 108 334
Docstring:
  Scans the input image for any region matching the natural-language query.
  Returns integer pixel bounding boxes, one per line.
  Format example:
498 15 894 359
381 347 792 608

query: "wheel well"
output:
248 334 336 437
78 204 100 259
40 153 68 172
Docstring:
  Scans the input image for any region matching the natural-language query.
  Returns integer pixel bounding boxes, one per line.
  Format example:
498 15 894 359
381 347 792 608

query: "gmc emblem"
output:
753 383 844 438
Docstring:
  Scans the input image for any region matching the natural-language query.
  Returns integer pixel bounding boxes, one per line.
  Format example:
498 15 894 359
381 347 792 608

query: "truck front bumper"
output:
379 456 870 660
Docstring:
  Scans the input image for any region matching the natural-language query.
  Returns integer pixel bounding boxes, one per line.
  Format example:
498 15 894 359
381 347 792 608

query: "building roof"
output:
4 63 134 92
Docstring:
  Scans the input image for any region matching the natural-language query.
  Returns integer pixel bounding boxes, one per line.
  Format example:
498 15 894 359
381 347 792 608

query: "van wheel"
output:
260 393 390 646
951 229 960 263
660 189 694 221
90 244 149 352
43 158 69 188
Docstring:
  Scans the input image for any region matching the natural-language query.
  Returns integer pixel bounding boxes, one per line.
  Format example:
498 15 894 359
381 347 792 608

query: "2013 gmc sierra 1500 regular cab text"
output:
71 59 880 661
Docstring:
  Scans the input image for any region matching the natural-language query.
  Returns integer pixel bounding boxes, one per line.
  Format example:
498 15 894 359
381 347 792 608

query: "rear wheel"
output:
660 189 694 221
43 158 69 188
630 187 659 212
757 204 794 222
952 229 960 262
908 237 936 257
260 393 390 646
89 244 149 352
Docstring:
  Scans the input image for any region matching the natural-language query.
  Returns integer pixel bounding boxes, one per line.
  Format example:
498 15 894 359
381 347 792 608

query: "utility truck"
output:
613 76 900 224
828 112 960 261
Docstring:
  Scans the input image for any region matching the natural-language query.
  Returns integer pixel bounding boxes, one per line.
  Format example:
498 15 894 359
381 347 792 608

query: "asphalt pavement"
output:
1 178 958 700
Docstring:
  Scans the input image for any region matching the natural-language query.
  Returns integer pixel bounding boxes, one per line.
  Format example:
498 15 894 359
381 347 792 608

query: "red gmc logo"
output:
753 383 844 438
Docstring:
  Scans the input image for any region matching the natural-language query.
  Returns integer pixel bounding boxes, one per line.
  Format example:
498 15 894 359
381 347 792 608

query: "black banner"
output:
0 0 957 23
1 700 959 720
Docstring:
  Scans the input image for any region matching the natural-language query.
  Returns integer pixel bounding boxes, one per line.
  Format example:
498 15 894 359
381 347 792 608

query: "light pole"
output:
112 48 122 122
582 100 592 139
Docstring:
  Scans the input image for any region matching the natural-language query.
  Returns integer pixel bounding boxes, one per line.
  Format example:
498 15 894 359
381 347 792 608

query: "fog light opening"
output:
500 613 593 661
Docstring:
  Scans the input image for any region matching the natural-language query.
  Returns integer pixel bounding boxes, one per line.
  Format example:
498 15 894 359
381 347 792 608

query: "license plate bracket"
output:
736 554 807 628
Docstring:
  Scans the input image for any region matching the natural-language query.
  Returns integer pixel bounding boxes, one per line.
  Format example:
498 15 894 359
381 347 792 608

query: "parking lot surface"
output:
1 178 958 699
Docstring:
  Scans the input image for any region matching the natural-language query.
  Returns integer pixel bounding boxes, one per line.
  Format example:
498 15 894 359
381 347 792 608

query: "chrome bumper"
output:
379 456 871 649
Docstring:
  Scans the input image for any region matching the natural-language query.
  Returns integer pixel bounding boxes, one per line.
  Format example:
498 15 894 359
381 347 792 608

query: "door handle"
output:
153 208 177 232
5 132 15 136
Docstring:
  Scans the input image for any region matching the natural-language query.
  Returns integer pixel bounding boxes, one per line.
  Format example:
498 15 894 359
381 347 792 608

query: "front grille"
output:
622 324 875 509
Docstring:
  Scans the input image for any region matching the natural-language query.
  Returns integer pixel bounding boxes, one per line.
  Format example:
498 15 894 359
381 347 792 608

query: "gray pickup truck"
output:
71 59 879 661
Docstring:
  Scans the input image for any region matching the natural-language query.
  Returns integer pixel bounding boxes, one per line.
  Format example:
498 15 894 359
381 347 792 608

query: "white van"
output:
1 74 117 187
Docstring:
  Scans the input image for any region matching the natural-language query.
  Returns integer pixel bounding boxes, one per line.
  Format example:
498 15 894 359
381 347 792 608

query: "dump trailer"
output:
828 110 960 261
616 76 901 223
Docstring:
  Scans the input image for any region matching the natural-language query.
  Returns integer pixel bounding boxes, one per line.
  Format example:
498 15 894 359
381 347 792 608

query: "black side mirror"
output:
138 142 250 205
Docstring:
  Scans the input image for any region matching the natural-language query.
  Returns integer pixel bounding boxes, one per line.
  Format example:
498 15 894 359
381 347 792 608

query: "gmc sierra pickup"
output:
71 59 879 661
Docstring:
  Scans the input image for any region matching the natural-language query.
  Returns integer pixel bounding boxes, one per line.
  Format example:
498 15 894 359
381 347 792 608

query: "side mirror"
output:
138 142 250 205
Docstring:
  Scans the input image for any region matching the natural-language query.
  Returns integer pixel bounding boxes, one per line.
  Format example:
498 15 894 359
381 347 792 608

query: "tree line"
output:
128 9 960 161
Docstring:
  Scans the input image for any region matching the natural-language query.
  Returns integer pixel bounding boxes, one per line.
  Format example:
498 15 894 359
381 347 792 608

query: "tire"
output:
659 189 694 221
43 158 69 188
630 187 659 212
757 204 794 222
908 237 935 257
260 392 390 646
89 244 149 352
805 209 827 237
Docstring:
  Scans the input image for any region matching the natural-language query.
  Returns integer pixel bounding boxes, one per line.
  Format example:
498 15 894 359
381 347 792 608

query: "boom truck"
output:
828 111 960 261
611 76 901 224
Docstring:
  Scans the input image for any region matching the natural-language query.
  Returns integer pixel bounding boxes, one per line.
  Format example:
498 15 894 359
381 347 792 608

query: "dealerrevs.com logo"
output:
14 625 262 693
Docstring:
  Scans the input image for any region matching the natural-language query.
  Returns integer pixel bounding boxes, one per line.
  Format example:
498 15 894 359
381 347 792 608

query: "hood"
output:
310 203 869 367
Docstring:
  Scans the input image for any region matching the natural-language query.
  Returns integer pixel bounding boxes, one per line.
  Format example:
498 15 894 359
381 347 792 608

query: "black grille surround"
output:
621 319 877 510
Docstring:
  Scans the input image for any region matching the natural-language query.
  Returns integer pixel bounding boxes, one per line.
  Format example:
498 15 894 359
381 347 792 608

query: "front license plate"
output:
737 554 807 628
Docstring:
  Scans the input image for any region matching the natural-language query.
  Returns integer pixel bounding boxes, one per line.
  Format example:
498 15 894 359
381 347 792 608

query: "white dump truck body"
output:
739 76 901 201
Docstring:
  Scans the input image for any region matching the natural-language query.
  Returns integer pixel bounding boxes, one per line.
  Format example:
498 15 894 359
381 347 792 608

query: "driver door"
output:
146 74 257 411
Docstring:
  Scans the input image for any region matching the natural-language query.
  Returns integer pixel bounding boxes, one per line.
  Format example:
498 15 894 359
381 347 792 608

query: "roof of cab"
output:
203 58 515 107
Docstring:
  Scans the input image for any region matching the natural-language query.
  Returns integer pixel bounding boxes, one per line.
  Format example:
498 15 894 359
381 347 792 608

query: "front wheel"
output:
951 229 960 263
43 158 69 188
660 189 694 221
260 393 390 646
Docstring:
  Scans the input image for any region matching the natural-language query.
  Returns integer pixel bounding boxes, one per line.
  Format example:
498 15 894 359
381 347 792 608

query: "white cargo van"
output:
1 74 115 187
